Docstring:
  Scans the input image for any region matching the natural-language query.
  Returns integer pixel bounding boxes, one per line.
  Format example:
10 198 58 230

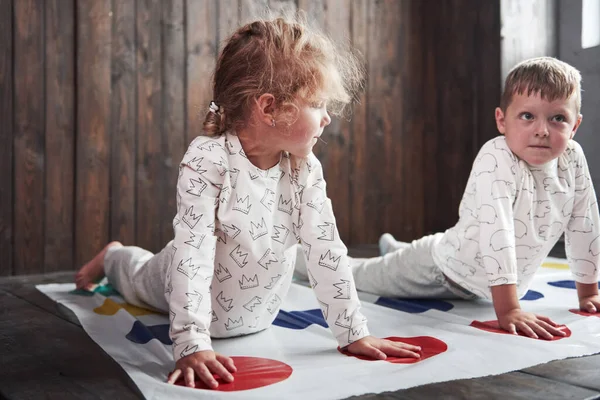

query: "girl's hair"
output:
501 57 582 113
203 16 365 136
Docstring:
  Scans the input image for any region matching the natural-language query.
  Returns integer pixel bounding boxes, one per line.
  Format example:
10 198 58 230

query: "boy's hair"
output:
500 57 582 114
203 16 365 136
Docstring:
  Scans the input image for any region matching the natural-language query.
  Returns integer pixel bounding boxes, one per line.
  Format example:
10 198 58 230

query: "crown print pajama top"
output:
432 136 600 299
160 132 369 361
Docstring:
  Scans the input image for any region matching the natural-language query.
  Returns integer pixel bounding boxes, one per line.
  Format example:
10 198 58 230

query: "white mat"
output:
37 257 600 400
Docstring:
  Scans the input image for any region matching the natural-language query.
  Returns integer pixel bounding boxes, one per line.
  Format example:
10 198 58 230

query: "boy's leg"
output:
378 233 410 255
104 242 172 313
352 233 466 299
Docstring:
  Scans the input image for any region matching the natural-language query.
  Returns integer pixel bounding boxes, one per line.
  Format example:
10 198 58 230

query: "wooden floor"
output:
1 246 600 400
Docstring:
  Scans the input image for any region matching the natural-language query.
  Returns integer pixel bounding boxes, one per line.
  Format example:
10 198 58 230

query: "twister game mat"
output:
37 257 600 400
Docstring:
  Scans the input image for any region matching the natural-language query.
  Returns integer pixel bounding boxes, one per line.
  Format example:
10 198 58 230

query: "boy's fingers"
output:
196 364 218 388
185 368 196 388
507 323 517 335
535 314 559 327
208 360 234 383
216 354 237 373
517 322 538 339
538 321 566 336
586 302 597 313
530 323 553 340
167 369 181 384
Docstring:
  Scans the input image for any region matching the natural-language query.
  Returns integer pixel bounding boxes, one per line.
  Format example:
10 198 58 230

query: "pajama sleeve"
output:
565 142 600 284
473 141 520 286
167 137 225 361
296 154 370 347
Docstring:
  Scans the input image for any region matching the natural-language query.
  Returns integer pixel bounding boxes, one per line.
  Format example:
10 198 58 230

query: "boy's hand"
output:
345 335 421 360
498 309 566 339
579 294 600 313
167 350 237 388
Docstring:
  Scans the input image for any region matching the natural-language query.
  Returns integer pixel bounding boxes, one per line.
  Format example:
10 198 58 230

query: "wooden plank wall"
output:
0 0 500 276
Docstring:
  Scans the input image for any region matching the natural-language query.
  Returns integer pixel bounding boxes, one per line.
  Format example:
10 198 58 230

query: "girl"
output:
75 16 421 389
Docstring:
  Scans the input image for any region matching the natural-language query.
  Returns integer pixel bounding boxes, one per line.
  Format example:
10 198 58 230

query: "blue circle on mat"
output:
374 298 454 313
126 321 172 345
520 290 544 301
273 309 328 330
548 280 600 290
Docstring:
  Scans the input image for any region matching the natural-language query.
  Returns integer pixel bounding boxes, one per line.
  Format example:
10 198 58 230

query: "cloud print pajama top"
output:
433 136 600 299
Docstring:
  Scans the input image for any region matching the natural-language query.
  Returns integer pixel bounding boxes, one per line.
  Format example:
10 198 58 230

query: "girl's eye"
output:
311 101 325 109
552 115 566 123
520 112 534 121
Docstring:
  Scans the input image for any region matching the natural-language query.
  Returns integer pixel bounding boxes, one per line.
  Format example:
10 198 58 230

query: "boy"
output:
306 57 600 339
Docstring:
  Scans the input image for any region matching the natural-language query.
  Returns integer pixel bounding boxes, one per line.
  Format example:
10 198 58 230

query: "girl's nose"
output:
322 111 331 127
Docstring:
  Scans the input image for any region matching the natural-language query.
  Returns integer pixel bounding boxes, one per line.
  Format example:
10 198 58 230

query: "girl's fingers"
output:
185 367 196 388
167 369 182 384
196 363 219 388
207 360 234 383
216 354 237 373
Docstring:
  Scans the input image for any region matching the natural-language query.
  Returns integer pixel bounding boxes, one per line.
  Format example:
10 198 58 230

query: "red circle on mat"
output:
338 336 448 364
470 320 571 340
569 309 600 318
174 356 293 391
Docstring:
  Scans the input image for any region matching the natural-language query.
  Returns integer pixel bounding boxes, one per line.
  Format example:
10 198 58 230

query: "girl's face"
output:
279 98 331 158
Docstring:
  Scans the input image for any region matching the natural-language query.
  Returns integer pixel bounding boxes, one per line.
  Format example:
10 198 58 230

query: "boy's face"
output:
495 92 582 166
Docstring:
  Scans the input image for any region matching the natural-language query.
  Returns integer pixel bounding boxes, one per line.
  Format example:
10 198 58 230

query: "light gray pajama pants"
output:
350 234 477 300
104 242 172 313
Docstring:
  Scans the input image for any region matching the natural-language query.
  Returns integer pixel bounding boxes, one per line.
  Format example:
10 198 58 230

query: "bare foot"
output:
75 241 123 289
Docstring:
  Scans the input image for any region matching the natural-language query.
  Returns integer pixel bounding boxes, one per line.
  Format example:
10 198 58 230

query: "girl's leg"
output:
75 241 123 289
102 242 173 313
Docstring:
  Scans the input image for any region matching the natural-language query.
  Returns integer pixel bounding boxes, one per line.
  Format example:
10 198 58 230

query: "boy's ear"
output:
570 114 583 139
255 93 277 127
495 107 506 134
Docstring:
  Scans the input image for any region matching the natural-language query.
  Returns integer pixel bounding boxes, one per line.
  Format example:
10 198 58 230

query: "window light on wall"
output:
582 0 600 49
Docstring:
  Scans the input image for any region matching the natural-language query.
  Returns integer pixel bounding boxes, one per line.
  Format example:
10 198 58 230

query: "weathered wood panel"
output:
136 0 163 252
45 0 75 272
2 0 502 274
110 0 136 246
75 0 112 267
0 0 13 276
13 0 45 275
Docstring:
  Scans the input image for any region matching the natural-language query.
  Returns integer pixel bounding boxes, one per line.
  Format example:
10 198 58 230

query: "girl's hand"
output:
167 350 237 388
345 335 421 360
579 294 600 313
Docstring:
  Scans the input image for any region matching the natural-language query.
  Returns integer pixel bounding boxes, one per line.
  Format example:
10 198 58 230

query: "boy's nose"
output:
534 123 550 137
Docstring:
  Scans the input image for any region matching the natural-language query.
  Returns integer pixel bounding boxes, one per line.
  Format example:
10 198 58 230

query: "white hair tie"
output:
209 100 223 115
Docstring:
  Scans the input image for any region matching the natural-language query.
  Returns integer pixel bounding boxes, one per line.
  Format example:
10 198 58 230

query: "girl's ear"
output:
255 93 277 127
495 107 507 134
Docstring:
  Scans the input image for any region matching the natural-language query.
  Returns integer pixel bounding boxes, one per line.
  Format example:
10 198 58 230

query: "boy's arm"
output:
565 143 600 310
473 140 563 337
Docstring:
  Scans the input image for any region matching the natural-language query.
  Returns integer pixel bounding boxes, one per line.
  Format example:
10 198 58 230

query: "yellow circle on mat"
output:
93 298 156 316
542 262 569 270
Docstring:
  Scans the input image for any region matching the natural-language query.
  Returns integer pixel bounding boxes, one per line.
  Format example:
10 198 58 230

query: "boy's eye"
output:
552 115 566 123
311 101 325 109
520 112 534 121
